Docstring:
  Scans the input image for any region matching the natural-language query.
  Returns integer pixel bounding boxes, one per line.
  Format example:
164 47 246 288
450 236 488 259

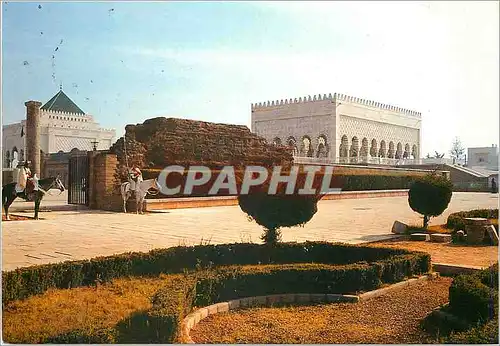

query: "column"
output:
25 101 42 176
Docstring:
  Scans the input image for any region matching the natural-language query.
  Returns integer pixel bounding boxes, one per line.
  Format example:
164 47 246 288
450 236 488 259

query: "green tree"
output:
408 174 453 228
238 193 320 244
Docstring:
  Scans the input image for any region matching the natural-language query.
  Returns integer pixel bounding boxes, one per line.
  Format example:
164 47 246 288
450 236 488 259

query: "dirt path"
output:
191 277 452 344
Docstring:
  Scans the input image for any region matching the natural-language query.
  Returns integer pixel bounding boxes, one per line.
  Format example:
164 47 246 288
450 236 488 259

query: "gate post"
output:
87 150 98 208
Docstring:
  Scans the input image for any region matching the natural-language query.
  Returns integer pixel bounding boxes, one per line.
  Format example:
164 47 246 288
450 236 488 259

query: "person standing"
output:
492 177 497 193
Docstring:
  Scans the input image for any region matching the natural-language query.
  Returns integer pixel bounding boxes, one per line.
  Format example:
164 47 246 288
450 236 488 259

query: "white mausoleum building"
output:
3 89 115 168
251 92 422 165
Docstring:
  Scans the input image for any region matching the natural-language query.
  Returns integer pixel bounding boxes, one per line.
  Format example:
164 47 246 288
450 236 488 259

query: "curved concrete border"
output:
181 273 438 343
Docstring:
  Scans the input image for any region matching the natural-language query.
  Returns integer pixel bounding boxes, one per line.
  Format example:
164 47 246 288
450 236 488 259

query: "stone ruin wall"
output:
108 117 294 200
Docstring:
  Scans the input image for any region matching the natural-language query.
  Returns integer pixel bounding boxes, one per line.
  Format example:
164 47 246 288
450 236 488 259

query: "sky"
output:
2 1 499 157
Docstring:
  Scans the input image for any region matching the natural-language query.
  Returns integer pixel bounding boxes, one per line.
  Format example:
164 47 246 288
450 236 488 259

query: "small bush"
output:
448 265 499 324
408 174 453 228
446 318 499 344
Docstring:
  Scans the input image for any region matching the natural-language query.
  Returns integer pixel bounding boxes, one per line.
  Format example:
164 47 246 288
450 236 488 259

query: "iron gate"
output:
68 155 89 205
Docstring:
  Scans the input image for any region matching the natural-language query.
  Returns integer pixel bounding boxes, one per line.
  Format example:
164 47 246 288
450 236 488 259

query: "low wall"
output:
145 189 409 211
88 152 438 212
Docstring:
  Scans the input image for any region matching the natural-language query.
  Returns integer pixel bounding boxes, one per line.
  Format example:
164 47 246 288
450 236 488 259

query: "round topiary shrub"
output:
238 193 321 244
408 174 453 228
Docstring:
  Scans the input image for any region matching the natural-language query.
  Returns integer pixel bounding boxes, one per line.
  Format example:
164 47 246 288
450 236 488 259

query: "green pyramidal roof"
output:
41 90 85 114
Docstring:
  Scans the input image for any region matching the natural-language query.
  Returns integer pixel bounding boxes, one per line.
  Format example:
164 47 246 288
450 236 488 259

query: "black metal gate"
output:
68 155 89 205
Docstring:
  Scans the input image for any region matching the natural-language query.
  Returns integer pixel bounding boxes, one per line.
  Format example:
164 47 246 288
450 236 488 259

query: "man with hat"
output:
15 161 39 198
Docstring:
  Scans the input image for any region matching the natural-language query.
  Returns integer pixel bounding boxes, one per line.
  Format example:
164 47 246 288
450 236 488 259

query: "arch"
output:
411 144 418 159
360 137 369 159
350 136 359 163
395 142 403 159
11 147 19 167
339 135 349 162
287 136 298 156
300 135 313 157
316 134 328 158
378 140 387 158
272 137 282 146
403 143 410 159
369 139 378 157
387 141 395 158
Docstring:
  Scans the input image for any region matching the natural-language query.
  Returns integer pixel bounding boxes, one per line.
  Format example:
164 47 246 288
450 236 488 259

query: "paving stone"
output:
430 233 452 243
216 302 229 313
207 305 218 315
228 300 240 310
238 297 250 308
2 192 496 271
410 233 430 241
295 294 311 303
265 295 281 305
198 308 209 319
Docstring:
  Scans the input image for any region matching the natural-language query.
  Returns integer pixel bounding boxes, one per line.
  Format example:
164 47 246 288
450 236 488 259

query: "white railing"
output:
292 156 424 166
292 156 464 166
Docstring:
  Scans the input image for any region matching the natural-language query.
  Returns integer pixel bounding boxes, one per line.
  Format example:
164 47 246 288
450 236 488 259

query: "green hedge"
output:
340 174 417 191
446 318 499 344
448 264 499 324
446 209 499 231
195 253 429 306
2 242 420 305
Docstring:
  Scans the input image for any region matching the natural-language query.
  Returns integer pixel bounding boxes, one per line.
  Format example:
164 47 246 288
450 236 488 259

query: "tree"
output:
238 193 320 244
238 170 326 245
450 137 465 164
408 174 453 228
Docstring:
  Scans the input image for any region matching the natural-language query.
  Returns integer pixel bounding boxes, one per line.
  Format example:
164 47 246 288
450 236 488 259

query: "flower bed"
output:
2 242 430 343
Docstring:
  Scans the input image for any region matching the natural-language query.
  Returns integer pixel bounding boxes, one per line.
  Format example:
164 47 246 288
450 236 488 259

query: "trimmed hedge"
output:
2 242 420 305
448 264 499 323
446 209 499 231
446 318 499 344
195 253 430 306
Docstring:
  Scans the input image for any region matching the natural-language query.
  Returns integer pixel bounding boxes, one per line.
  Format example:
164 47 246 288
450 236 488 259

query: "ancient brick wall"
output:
109 117 293 197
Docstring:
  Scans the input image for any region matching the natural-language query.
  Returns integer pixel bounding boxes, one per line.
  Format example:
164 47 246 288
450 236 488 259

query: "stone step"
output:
430 233 452 243
410 233 430 241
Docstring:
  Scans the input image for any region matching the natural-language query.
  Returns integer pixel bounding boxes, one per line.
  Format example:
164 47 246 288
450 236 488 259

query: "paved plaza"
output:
2 192 498 271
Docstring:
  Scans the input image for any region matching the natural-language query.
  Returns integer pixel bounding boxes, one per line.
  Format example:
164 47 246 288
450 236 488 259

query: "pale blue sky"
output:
2 1 498 156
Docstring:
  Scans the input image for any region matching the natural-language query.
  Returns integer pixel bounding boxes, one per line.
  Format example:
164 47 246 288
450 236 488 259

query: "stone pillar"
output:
25 101 42 176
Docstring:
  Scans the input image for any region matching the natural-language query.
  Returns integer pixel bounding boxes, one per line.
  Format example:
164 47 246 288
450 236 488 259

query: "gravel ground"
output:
371 238 498 268
190 276 453 344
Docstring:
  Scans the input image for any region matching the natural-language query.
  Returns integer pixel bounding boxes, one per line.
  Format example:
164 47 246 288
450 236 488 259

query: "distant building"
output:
251 92 421 165
2 89 115 168
467 145 498 171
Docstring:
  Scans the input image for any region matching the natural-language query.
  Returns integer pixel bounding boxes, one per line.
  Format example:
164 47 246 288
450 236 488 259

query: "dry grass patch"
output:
2 274 173 343
370 239 498 268
190 277 453 344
